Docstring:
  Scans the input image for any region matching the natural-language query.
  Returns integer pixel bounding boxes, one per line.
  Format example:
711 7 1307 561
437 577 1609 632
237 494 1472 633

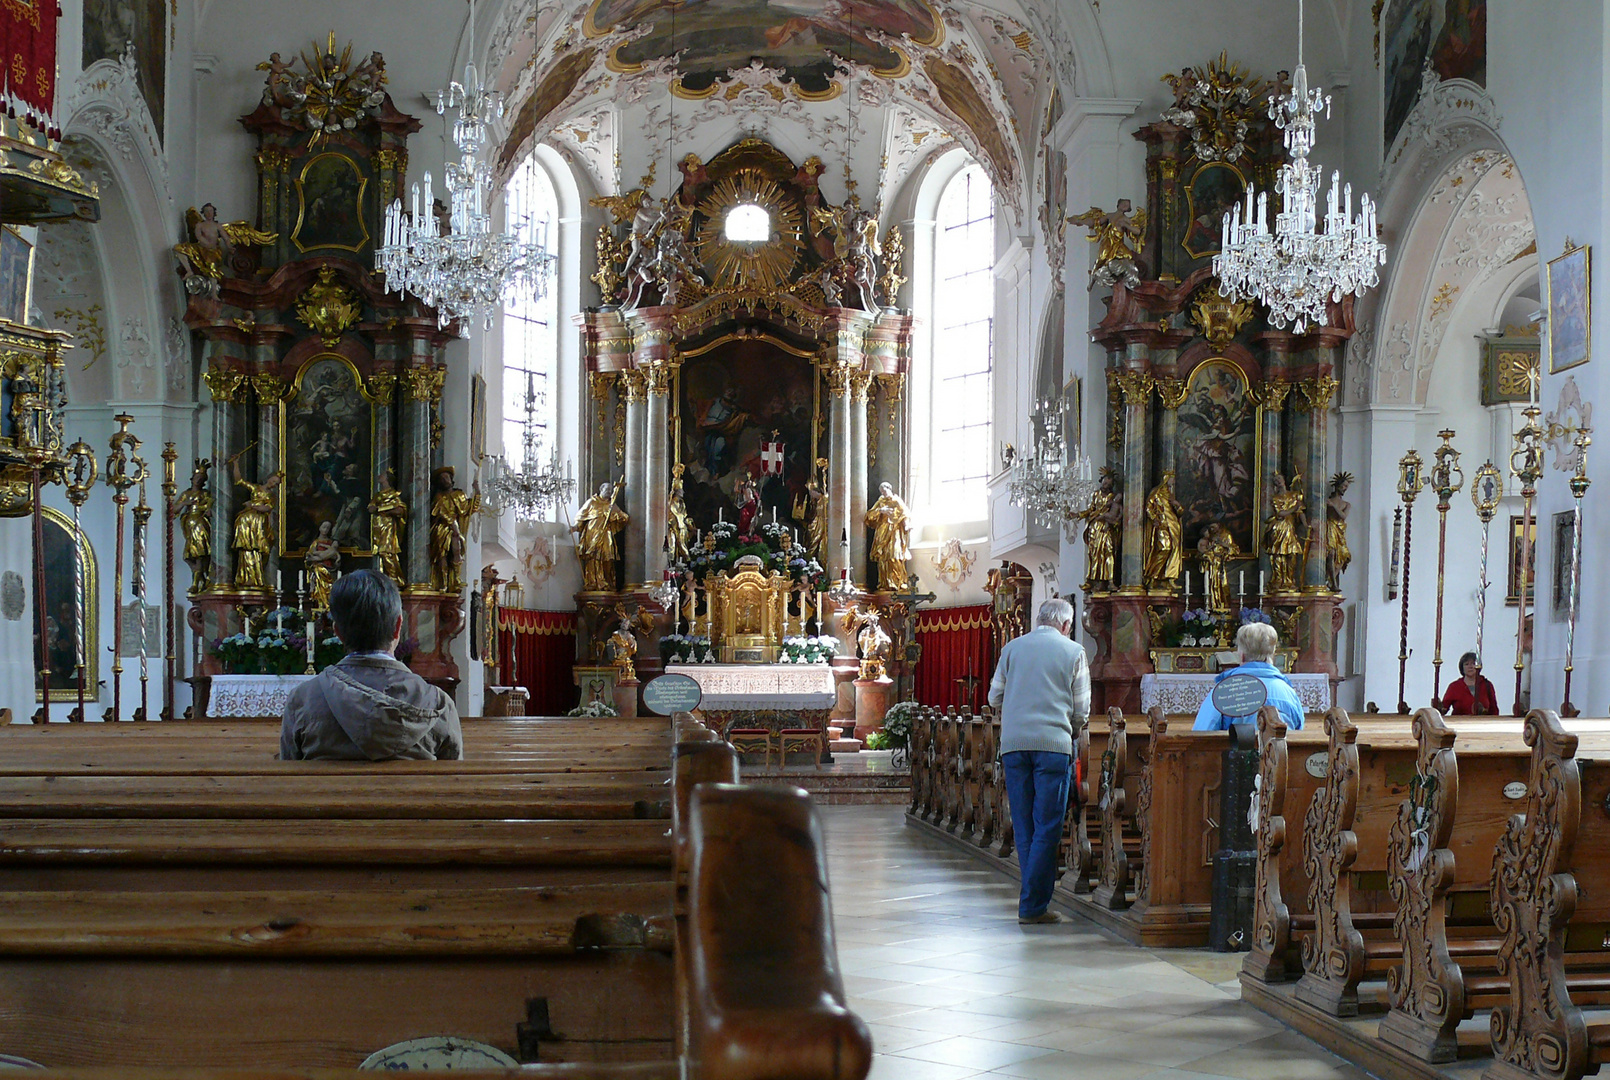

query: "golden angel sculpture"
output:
665 463 692 564
1068 199 1146 291
1142 471 1184 591
174 204 278 292
1325 472 1353 593
574 482 629 593
173 459 214 593
368 470 407 581
865 481 912 591
229 455 281 592
1078 470 1121 593
1265 473 1309 594
428 466 480 594
304 520 341 610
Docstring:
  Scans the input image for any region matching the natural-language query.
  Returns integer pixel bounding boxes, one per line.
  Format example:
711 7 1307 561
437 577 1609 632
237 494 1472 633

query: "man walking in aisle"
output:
987 597 1090 925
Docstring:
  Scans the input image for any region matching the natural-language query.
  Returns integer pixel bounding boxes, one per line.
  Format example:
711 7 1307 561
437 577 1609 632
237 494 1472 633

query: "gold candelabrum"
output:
103 414 148 724
63 441 96 722
1428 430 1464 703
161 444 178 720
1562 428 1592 717
1469 460 1502 674
1396 448 1428 714
132 474 153 722
1508 404 1545 716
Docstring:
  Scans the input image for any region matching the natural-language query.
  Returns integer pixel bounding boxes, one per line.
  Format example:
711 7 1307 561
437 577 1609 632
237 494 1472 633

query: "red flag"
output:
0 0 57 134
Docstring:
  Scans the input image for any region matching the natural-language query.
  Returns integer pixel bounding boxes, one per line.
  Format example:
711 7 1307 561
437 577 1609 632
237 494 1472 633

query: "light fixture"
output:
482 369 576 520
724 203 770 243
1213 0 1386 333
1008 398 1097 538
376 0 555 330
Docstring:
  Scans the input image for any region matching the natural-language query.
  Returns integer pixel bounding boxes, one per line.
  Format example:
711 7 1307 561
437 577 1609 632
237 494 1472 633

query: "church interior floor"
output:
820 805 1375 1080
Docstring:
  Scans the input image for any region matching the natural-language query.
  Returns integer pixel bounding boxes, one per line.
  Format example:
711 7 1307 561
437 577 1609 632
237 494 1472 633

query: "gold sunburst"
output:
696 171 803 293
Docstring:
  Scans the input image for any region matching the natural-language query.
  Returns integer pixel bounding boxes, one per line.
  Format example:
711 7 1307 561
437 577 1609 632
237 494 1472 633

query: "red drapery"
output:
0 0 57 133
498 610 577 717
914 605 995 711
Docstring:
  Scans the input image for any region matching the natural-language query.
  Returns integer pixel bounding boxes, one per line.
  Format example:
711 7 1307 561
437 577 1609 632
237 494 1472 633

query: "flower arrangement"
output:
567 698 619 717
659 634 713 664
674 519 828 590
879 700 917 748
212 625 345 675
1238 607 1271 626
806 635 840 663
1176 608 1219 646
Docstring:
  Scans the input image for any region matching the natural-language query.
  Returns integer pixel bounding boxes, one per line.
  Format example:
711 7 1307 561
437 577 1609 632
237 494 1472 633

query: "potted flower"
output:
805 635 840 664
781 636 809 663
659 633 692 664
1178 609 1218 647
567 698 619 717
1239 606 1270 626
872 701 918 769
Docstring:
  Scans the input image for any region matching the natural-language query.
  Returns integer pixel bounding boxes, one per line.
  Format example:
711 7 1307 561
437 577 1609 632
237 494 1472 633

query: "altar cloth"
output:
209 674 315 718
664 663 837 711
1140 672 1332 717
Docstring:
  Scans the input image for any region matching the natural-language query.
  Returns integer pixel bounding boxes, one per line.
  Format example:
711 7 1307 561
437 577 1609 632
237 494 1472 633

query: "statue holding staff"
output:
574 482 629 592
173 459 215 593
429 466 480 594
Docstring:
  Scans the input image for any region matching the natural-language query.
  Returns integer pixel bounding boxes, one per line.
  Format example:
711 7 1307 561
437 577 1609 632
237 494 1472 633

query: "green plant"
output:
864 731 890 750
881 701 917 748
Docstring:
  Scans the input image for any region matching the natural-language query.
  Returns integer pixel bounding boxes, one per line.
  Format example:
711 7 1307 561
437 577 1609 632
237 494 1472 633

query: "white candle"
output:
299 570 305 592
718 508 724 523
1239 570 1245 600
772 506 777 524
1260 570 1266 596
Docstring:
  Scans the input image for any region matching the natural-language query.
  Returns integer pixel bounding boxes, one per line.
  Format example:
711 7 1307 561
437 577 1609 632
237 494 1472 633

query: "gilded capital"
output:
1297 375 1340 413
848 368 874 401
1154 377 1188 410
822 363 851 394
365 372 396 405
619 367 648 402
202 367 246 403
1112 369 1154 407
644 361 677 395
876 372 904 403
402 365 446 403
251 372 287 403
1253 381 1292 412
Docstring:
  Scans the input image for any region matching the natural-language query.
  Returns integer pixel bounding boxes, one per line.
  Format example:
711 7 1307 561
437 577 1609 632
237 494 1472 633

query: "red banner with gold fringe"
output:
0 0 56 133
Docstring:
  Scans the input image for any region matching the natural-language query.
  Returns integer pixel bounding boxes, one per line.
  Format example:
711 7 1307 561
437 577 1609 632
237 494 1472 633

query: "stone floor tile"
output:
866 1055 986 1080
874 1007 1026 1036
891 1035 1057 1071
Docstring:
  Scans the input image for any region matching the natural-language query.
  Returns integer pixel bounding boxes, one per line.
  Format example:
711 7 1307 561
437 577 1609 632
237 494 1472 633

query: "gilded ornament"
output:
848 368 873 401
251 373 286 404
697 170 804 293
1112 369 1155 407
1190 285 1257 345
365 372 396 405
1297 375 1340 413
590 224 628 302
1154 377 1188 410
1254 381 1292 412
590 370 614 431
174 204 278 287
202 367 246 403
821 363 851 394
231 315 256 335
877 373 904 441
1069 201 1146 290
619 367 647 402
1161 52 1269 164
402 365 446 403
257 35 390 145
295 267 364 346
614 398 626 467
52 305 107 371
878 225 907 307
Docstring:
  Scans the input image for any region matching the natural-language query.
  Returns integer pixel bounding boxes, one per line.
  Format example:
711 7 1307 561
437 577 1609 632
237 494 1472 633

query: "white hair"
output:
1236 622 1279 662
1036 598 1074 628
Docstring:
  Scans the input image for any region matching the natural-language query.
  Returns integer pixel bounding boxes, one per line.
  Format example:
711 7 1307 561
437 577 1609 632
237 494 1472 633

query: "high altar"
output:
574 139 916 734
1078 56 1352 712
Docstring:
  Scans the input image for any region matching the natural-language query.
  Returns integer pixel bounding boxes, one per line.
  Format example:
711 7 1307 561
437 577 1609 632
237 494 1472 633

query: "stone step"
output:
829 737 863 753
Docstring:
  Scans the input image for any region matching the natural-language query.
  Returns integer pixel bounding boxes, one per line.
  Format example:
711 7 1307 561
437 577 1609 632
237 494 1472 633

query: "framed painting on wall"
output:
1506 514 1536 606
1547 242 1590 373
279 354 376 557
1180 162 1245 260
0 227 33 324
1552 510 1579 615
35 507 98 702
293 152 370 253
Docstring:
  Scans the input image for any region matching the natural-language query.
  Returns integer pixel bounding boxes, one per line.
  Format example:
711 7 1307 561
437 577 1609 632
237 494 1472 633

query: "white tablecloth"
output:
664 663 837 710
1139 672 1332 716
209 674 314 718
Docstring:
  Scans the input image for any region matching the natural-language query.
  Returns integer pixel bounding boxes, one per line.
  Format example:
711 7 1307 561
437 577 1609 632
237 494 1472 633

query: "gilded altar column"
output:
1113 366 1154 588
1297 371 1339 591
824 363 852 583
201 364 245 590
849 368 872 585
620 368 648 587
643 363 673 585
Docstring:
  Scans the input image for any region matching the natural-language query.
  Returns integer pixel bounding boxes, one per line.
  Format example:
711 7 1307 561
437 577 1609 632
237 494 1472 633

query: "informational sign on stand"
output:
1210 673 1268 721
642 672 703 716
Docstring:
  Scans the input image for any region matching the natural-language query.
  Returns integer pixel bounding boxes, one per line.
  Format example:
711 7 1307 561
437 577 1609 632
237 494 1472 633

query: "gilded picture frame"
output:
1506 514 1536 606
1181 161 1245 261
36 505 99 703
1547 242 1590 373
278 354 378 557
1173 356 1264 557
292 152 371 254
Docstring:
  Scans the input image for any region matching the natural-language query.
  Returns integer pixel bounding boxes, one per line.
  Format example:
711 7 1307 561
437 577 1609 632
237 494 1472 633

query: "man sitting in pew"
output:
281 570 464 761
1191 622 1306 731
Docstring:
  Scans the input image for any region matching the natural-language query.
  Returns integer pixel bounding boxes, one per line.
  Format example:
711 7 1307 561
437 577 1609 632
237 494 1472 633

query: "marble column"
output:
644 364 672 585
824 364 852 583
401 361 435 587
1299 369 1339 591
1113 365 1154 589
201 363 242 590
620 368 648 587
1257 334 1294 594
252 369 283 595
849 369 872 587
1154 375 1187 498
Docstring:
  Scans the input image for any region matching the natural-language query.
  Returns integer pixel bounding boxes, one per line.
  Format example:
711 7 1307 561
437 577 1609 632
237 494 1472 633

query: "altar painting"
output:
1182 163 1244 260
35 507 98 702
1384 0 1486 150
678 341 815 534
1174 358 1258 554
293 153 369 253
281 355 374 556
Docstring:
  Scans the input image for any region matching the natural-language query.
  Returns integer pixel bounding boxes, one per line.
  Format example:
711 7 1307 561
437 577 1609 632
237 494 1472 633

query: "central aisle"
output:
819 805 1372 1080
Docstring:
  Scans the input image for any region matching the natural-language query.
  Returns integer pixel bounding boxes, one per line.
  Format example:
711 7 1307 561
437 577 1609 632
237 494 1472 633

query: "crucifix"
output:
887 575 937 704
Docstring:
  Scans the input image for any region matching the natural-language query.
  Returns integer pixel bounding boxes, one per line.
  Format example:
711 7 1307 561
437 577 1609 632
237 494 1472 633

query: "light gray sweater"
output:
987 625 1091 755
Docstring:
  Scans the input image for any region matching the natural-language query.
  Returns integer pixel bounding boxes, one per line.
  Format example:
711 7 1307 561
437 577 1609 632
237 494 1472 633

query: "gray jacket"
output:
280 655 463 761
987 625 1091 756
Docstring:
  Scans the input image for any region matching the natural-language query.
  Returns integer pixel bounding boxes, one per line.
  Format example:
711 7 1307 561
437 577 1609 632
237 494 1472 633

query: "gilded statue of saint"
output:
173 459 214 593
865 481 912 591
1067 200 1147 291
574 482 629 593
1196 522 1236 613
229 457 281 592
368 469 407 581
1078 471 1121 592
1265 473 1309 594
1142 471 1184 590
304 520 341 610
791 457 830 563
1325 472 1353 593
665 463 692 564
428 466 481 594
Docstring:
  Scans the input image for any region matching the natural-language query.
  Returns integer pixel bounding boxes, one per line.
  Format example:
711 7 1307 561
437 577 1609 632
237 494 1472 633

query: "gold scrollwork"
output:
644 361 677 395
1112 369 1155 407
1154 377 1188 410
251 373 287 403
1190 284 1257 345
618 367 647 402
1252 381 1292 412
877 373 904 442
848 368 873 401
821 363 851 394
613 398 626 467
295 266 364 346
365 372 396 405
402 366 446 403
202 367 247 403
590 370 615 434
1296 375 1340 413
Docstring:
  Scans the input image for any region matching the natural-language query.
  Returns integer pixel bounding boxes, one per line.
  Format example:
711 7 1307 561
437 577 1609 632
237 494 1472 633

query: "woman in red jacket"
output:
1440 651 1499 715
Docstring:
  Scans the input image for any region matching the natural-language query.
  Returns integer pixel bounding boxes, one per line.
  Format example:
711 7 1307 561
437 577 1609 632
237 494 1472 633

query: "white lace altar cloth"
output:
209 674 315 718
665 664 837 711
1140 672 1332 717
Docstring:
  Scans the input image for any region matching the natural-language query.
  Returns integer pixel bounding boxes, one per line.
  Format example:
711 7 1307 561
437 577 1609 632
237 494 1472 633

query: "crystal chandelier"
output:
1213 0 1386 333
483 371 576 520
1008 398 1098 539
376 0 555 331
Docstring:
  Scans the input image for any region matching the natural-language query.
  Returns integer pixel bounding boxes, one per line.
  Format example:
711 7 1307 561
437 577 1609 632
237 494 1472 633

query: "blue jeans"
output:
1003 750 1072 919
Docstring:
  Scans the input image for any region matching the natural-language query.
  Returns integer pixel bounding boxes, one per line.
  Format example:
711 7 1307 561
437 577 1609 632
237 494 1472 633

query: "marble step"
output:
829 737 863 753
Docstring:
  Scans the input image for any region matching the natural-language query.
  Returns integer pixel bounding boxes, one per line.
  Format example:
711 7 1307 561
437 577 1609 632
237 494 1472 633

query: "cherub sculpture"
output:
1067 200 1146 291
174 204 278 295
606 603 655 680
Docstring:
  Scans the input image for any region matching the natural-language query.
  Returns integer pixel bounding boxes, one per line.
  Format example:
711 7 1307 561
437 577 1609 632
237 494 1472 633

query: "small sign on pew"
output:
1210 673 1268 721
642 673 703 716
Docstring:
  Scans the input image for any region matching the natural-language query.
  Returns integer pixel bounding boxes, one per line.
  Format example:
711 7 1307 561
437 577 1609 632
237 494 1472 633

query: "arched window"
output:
502 155 559 470
930 162 994 519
